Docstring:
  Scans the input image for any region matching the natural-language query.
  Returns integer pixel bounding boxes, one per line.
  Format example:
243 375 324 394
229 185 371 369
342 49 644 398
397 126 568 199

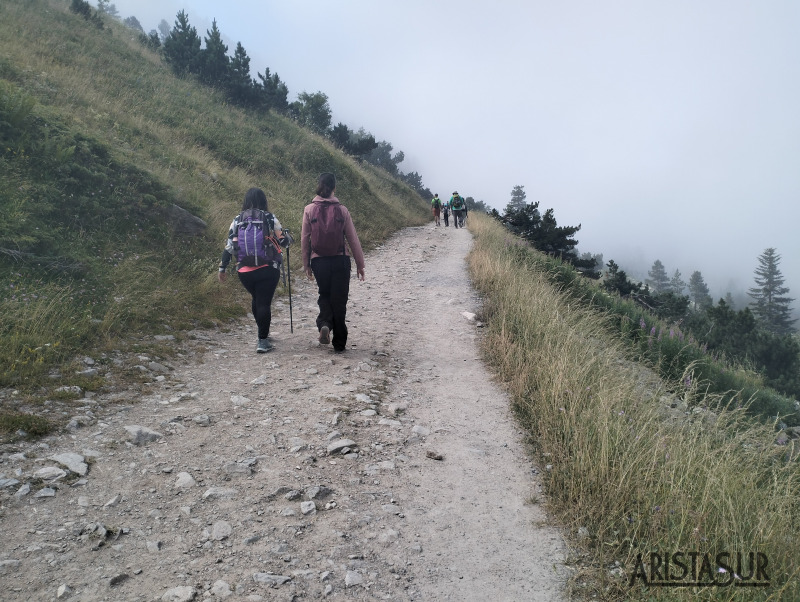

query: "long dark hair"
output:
242 187 268 211
316 173 336 198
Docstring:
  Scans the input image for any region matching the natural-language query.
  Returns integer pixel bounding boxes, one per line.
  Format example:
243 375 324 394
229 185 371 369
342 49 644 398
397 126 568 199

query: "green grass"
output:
467 214 800 601
493 228 799 426
0 0 429 395
0 411 51 437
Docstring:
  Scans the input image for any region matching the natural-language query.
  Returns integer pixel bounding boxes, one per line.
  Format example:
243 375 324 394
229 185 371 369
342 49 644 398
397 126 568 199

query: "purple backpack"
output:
235 209 282 267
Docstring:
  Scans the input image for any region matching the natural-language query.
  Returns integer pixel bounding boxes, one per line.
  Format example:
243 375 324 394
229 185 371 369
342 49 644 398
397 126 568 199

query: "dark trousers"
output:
311 255 351 351
443 209 449 226
238 266 280 339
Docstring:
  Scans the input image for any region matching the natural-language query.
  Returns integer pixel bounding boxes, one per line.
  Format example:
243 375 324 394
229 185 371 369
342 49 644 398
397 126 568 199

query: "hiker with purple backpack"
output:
218 187 287 353
301 173 365 353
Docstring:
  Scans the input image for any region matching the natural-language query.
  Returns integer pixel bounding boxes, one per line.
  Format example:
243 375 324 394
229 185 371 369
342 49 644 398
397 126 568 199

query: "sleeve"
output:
342 208 365 271
219 218 237 272
300 206 312 269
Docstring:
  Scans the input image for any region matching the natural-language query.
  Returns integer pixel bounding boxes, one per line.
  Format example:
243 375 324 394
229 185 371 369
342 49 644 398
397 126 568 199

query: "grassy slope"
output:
0 0 428 391
468 213 800 601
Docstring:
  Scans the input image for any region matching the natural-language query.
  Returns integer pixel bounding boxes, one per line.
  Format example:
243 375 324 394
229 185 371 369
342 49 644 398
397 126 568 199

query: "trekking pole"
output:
286 240 294 334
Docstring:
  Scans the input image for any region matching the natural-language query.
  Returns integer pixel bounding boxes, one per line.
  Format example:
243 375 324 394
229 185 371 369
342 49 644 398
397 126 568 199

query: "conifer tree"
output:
257 68 289 112
748 247 796 335
163 11 201 77
506 185 527 213
646 260 670 293
228 42 255 104
200 20 229 88
688 271 712 310
668 269 687 295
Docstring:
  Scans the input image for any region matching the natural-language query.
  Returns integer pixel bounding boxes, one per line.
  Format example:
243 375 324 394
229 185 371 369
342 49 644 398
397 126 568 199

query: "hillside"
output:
0 0 429 396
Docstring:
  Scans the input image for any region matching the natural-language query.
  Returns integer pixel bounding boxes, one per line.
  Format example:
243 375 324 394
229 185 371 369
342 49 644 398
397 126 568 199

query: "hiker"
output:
450 191 466 228
301 172 366 353
431 193 442 226
442 199 450 227
218 187 285 353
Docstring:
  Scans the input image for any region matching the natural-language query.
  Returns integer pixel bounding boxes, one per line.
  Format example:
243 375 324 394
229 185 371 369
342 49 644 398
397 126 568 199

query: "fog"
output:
104 0 800 304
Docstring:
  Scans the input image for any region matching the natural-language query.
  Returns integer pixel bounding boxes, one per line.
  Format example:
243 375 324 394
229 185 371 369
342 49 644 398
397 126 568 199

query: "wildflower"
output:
640 318 646 330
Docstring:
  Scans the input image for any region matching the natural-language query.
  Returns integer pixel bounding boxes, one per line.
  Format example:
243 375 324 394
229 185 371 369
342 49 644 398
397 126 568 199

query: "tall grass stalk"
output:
0 282 92 383
468 214 799 600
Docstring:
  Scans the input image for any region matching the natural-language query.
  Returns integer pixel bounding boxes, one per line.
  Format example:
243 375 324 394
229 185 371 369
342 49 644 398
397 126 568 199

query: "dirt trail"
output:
0 224 568 601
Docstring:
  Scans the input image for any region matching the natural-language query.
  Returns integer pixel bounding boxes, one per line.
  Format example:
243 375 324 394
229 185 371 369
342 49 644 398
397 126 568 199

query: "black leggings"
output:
238 266 280 339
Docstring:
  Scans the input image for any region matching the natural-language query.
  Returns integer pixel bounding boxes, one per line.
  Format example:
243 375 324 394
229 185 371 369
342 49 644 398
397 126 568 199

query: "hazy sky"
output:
105 0 799 299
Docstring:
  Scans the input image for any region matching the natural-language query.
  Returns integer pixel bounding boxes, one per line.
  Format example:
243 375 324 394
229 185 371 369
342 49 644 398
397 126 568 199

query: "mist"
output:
105 0 800 310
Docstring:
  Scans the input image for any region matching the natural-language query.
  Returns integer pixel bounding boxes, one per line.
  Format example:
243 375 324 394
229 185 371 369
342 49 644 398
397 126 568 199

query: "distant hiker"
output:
431 193 442 226
218 187 286 353
450 191 466 228
301 172 366 353
442 199 450 227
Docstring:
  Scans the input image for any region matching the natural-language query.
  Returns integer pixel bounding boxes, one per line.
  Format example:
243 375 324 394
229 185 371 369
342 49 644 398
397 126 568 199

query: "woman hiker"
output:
218 187 285 353
301 172 365 353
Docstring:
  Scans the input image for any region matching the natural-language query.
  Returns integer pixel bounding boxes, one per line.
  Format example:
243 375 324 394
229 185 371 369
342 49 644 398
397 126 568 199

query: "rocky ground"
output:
0 224 568 601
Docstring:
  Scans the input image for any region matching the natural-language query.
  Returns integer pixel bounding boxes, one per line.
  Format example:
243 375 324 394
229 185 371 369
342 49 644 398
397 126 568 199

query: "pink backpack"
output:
309 202 346 256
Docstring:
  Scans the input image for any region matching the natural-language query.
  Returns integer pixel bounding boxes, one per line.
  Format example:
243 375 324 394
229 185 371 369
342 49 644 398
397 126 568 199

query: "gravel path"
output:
0 224 567 601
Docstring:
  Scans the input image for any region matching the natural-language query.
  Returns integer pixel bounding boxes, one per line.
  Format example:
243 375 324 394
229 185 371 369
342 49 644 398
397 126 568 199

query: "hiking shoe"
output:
319 325 331 345
256 338 274 353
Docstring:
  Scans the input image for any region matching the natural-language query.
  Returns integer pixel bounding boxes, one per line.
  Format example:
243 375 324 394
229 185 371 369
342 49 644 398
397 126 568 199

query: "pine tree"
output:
200 20 229 88
688 271 712 310
228 42 255 105
668 269 687 295
748 248 796 335
505 186 527 213
256 68 289 112
163 11 201 77
646 260 670 293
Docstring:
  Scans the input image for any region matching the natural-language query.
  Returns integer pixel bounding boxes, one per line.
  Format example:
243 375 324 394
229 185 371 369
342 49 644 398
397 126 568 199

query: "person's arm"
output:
218 219 237 282
271 215 283 241
300 206 314 279
342 209 366 281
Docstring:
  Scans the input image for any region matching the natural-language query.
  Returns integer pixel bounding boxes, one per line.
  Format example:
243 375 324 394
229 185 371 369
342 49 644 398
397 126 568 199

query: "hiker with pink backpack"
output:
218 187 288 353
301 173 365 353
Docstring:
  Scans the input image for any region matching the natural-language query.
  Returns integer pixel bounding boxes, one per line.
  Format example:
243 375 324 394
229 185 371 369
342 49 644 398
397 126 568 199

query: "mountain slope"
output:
0 0 429 389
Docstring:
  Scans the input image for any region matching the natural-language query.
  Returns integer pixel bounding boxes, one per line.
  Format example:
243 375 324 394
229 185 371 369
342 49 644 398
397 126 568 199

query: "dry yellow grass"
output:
467 213 800 600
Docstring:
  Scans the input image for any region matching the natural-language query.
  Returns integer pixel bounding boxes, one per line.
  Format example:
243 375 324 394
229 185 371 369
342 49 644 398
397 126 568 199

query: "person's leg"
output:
328 255 352 351
311 256 334 334
238 267 280 340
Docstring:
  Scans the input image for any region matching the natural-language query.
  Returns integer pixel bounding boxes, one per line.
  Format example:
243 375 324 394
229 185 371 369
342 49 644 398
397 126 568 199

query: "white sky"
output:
106 0 799 300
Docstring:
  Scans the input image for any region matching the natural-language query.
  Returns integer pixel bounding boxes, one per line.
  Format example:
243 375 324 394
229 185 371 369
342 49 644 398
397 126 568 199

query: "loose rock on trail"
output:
0 224 568 600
